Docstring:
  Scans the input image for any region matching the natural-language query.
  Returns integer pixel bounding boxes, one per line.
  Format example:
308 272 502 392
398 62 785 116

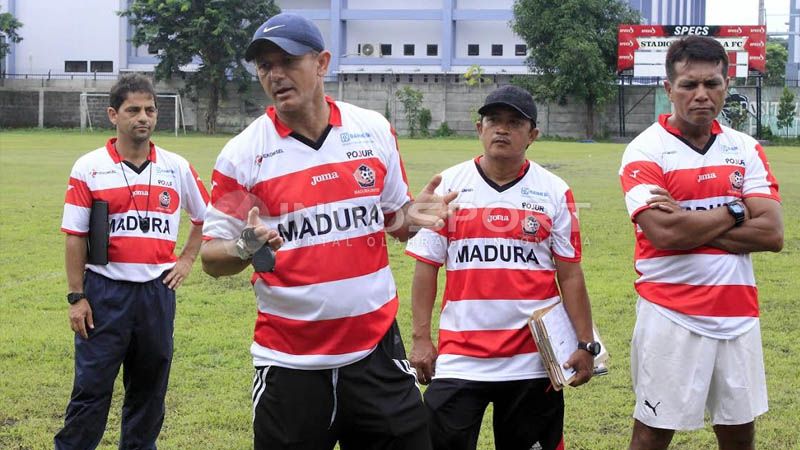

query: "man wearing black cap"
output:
200 12 456 450
405 85 597 450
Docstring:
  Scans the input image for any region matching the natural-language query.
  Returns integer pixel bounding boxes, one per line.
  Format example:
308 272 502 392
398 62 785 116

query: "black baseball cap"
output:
245 13 325 61
478 85 538 125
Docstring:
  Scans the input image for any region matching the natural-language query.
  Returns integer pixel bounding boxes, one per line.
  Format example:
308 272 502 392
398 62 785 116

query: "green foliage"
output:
512 0 640 138
384 99 391 121
765 40 788 86
121 0 280 134
0 6 23 62
418 108 432 137
434 121 455 137
463 64 485 87
395 86 424 137
1 130 800 449
724 100 749 132
777 87 796 137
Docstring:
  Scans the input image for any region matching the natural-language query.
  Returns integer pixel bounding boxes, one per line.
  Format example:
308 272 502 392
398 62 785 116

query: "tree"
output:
776 86 796 137
765 39 787 86
395 86 424 137
463 64 484 87
122 0 280 134
512 0 640 138
0 7 23 63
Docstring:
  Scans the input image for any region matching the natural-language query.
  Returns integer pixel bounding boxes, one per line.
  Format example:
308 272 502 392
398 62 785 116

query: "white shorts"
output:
631 299 768 430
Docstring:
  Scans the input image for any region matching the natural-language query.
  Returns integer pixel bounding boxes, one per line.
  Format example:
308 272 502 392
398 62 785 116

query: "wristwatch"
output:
67 292 86 305
726 200 746 227
578 341 602 357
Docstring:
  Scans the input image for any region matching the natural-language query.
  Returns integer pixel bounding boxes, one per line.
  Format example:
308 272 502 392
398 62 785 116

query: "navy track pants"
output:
54 270 176 450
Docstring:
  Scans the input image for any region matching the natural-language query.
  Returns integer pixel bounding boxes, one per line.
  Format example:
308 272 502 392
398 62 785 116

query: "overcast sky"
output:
706 0 790 33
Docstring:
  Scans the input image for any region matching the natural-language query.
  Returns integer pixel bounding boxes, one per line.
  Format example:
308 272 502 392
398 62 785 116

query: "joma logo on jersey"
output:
132 190 149 196
311 171 340 186
697 173 717 182
109 216 171 234
487 214 509 223
455 244 540 265
277 204 380 242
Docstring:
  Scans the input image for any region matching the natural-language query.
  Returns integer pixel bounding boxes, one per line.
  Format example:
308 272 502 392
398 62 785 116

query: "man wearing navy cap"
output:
201 12 456 450
406 85 597 450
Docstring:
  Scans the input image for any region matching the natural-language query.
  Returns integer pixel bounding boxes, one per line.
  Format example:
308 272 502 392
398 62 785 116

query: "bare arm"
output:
555 259 594 387
636 190 736 250
200 207 282 278
409 260 440 384
65 234 93 339
385 174 458 242
708 197 783 253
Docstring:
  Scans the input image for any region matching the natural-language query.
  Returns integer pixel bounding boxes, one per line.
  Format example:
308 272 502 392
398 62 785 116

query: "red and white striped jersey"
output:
62 138 210 282
620 115 780 339
405 157 582 381
202 97 413 370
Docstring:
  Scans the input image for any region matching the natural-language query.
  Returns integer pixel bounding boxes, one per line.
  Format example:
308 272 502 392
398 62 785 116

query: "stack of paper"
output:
528 301 609 390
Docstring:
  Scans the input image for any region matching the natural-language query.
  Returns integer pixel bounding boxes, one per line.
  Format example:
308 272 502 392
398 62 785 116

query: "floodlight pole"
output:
756 74 763 139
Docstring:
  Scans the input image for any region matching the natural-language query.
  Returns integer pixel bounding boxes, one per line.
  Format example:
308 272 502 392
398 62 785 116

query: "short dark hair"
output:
665 36 728 82
109 73 157 110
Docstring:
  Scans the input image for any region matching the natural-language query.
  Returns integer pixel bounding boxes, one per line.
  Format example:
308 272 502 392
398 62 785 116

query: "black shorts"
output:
424 377 564 450
252 321 431 450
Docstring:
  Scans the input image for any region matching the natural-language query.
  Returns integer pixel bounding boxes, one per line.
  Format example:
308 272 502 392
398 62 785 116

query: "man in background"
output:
57 73 209 449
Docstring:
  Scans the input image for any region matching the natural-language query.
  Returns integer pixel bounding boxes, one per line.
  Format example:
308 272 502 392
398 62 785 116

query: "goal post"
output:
79 92 186 136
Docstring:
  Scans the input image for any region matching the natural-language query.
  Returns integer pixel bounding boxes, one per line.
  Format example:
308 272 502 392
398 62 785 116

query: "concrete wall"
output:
4 77 800 139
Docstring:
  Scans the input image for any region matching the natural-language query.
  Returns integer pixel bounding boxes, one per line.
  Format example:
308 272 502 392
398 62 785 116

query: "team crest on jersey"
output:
159 190 171 208
353 164 376 188
729 170 744 190
522 215 540 235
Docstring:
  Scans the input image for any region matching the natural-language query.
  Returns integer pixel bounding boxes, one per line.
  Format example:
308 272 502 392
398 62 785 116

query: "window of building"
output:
427 44 438 56
467 44 479 56
515 44 528 56
492 44 503 56
408 75 413 83
423 75 429 83
147 44 159 55
65 61 88 73
91 61 113 73
404 44 415 56
380 44 392 56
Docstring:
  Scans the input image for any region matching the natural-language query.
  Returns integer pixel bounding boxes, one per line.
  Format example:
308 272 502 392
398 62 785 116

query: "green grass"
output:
0 129 798 449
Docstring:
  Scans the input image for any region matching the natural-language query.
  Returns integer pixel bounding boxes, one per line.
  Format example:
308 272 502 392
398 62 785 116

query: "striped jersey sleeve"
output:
619 143 666 221
405 180 448 266
379 126 413 214
182 163 210 225
550 187 582 262
62 157 94 236
743 142 780 201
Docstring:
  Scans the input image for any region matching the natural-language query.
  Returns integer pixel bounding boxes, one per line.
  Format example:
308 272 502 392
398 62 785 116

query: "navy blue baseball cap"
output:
478 85 538 125
245 13 325 61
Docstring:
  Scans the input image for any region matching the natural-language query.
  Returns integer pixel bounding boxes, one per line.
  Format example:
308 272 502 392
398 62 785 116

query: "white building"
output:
0 0 707 80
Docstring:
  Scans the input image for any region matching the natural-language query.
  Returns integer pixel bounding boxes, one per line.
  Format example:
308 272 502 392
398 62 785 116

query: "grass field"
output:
0 129 798 449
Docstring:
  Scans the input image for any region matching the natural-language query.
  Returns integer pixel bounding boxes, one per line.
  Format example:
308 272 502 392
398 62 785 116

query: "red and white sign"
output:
617 25 767 77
